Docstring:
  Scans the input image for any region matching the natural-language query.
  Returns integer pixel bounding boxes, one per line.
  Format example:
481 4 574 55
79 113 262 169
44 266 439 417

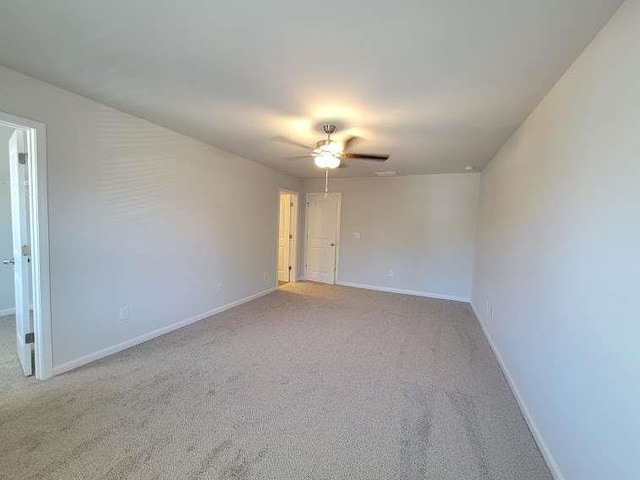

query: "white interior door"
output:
278 193 292 282
305 193 340 284
9 129 33 376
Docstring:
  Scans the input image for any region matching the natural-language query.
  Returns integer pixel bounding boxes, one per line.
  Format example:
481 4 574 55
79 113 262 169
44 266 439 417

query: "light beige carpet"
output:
0 314 22 383
0 282 553 479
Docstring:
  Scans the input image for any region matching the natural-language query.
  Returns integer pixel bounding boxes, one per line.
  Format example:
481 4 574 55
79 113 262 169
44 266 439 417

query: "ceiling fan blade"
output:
343 153 390 161
284 155 313 161
271 136 312 150
342 135 361 152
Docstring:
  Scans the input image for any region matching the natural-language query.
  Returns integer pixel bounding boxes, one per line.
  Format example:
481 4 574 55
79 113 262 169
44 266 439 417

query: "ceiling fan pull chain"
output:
325 168 329 197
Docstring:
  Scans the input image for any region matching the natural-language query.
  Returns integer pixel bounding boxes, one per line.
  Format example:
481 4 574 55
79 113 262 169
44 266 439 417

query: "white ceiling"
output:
0 1 621 178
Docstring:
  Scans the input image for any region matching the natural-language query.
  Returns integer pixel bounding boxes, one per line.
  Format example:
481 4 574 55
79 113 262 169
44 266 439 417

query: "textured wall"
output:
304 174 480 300
472 2 640 479
0 66 301 369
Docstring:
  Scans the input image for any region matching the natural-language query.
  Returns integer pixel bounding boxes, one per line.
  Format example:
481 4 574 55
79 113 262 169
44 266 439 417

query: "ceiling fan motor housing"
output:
322 124 338 135
316 124 341 161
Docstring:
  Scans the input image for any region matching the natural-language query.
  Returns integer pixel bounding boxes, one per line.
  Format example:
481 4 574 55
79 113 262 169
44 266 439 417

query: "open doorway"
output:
277 189 298 287
0 111 52 380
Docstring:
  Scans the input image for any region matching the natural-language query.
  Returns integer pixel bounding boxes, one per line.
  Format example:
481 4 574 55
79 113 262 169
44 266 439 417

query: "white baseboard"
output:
336 281 470 303
0 307 16 317
470 302 565 480
52 287 277 376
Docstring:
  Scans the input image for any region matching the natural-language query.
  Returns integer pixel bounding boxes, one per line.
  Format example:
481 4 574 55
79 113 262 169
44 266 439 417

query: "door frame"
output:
0 110 53 380
304 192 342 284
276 188 299 283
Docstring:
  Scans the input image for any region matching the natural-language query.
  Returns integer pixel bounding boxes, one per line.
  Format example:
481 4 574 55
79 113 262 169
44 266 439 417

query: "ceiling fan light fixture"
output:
274 123 388 169
314 152 341 169
326 141 343 155
314 140 343 156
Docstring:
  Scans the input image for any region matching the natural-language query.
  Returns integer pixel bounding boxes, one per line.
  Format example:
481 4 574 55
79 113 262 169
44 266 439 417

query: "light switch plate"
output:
118 305 130 321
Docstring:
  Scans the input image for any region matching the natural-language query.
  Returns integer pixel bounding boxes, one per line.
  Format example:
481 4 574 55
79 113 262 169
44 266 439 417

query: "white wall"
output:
0 66 301 370
304 174 479 301
472 2 639 479
0 125 15 314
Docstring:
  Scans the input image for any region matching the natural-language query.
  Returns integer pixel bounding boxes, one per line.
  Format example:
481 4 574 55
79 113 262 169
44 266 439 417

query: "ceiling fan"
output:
273 124 390 169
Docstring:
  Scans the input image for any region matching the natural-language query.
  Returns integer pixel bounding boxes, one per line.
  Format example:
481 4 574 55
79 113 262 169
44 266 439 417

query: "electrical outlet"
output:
388 270 395 278
118 305 130 321
263 271 268 284
217 281 223 292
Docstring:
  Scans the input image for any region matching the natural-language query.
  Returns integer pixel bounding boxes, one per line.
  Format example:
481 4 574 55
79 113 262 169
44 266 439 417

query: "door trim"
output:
304 192 341 284
277 188 299 283
0 110 53 380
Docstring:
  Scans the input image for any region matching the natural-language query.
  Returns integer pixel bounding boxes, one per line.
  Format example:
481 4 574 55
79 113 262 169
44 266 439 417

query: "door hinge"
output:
290 202 294 207
18 153 28 165
22 245 31 256
25 332 35 344
288 234 293 239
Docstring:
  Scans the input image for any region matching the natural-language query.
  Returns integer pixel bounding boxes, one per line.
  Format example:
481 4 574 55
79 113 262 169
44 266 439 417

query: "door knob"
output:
330 243 335 246
2 258 15 265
